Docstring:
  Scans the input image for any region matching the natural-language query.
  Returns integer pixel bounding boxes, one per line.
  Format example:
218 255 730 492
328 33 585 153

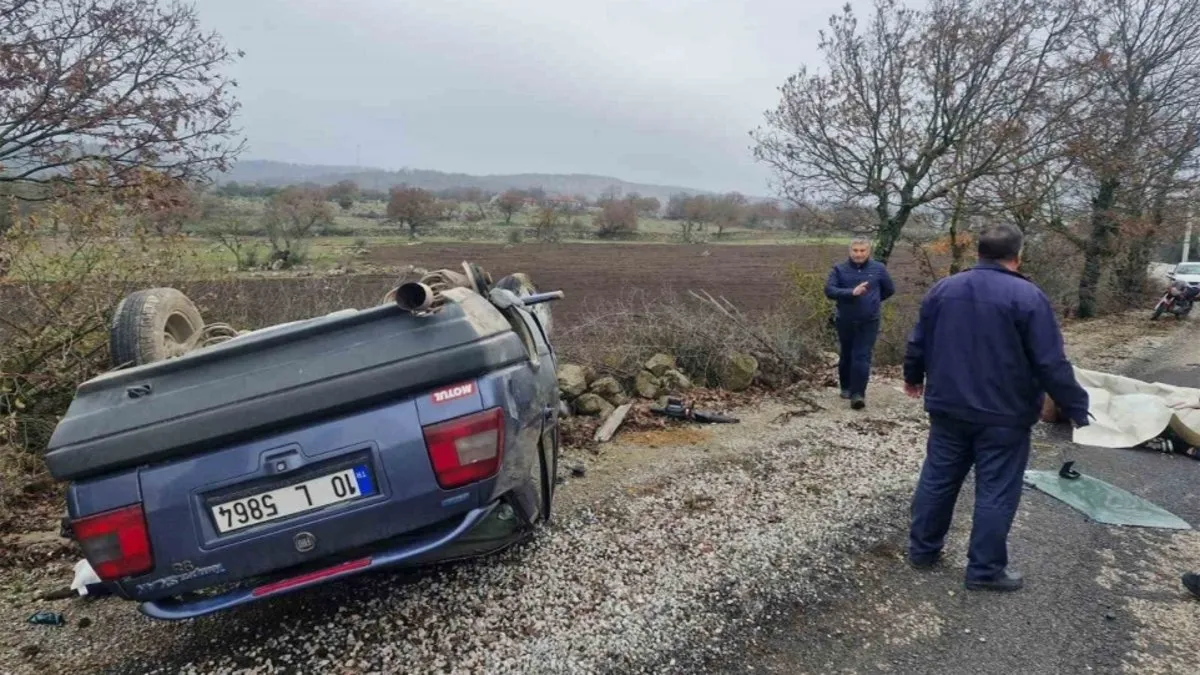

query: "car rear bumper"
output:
138 498 523 621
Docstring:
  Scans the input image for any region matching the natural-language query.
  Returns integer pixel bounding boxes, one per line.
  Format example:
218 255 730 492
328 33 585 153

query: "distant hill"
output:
218 160 734 203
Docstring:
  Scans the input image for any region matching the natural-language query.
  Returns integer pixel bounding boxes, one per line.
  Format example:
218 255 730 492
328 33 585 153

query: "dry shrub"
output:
556 289 819 388
781 265 917 367
556 268 922 388
176 275 397 330
0 188 214 452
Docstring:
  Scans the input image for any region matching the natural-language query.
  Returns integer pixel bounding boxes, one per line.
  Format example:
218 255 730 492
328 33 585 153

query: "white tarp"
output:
1071 367 1200 449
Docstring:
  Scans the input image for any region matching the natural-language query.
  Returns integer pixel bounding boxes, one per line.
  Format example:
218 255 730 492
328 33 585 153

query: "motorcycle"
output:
1152 280 1200 320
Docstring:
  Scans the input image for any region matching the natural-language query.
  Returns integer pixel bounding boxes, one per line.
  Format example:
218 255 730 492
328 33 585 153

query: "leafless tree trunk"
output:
1070 0 1200 317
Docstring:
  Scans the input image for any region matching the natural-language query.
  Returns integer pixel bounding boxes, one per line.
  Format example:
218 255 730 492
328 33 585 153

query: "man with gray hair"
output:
824 236 896 409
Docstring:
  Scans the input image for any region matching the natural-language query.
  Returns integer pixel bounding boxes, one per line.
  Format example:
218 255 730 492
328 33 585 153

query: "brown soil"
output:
363 242 932 326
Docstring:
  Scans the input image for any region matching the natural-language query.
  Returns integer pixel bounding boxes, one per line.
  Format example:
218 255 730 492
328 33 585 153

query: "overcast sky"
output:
197 0 866 195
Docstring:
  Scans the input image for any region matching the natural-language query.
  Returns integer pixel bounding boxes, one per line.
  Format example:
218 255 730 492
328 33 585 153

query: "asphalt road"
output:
734 334 1200 675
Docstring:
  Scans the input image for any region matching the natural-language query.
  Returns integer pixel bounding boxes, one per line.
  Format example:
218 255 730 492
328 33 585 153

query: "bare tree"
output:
593 198 638 238
462 187 492 220
496 190 525 225
386 185 438 238
709 192 748 239
207 198 263 270
326 180 359 211
532 204 566 242
0 0 244 196
752 0 1084 262
263 187 331 266
1067 0 1200 316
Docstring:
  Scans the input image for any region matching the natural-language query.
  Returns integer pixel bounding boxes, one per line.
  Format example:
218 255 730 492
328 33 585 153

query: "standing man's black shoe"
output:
907 552 941 570
1183 572 1200 599
851 395 866 410
965 570 1024 592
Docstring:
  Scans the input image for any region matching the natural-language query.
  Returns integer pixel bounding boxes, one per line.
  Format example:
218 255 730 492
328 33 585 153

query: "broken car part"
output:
1024 470 1192 530
651 397 740 424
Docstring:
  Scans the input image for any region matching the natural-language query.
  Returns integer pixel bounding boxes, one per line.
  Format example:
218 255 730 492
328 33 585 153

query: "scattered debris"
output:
27 611 66 626
688 289 815 381
1023 470 1192 530
570 464 587 478
594 403 632 443
651 397 739 424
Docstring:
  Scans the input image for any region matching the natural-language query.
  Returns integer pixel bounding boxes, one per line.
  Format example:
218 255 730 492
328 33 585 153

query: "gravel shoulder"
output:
0 311 1182 674
731 311 1200 675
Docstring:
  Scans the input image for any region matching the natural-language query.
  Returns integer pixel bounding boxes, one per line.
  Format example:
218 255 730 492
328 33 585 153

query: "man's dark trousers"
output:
835 316 880 397
908 414 1031 581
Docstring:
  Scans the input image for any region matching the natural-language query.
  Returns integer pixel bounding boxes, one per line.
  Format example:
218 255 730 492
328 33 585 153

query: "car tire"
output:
109 287 204 368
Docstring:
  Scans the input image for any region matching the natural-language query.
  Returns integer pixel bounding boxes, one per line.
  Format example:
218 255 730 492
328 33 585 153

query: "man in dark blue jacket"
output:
825 237 896 409
903 223 1089 592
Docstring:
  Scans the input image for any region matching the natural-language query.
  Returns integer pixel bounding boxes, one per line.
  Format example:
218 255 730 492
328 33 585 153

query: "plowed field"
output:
364 242 928 326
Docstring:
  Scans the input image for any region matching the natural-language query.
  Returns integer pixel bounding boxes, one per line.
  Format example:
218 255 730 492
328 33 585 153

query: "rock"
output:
558 401 571 418
821 351 841 368
644 353 676 377
635 370 662 399
720 353 758 392
557 364 589 399
660 369 693 393
589 376 627 405
574 393 614 418
570 463 587 477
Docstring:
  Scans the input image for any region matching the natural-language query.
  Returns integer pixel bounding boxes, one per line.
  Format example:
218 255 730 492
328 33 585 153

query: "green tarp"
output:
1023 470 1193 530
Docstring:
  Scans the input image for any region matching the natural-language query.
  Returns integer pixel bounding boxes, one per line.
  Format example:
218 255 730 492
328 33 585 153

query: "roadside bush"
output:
177 276 393 330
556 290 813 388
555 267 923 391
0 187 206 452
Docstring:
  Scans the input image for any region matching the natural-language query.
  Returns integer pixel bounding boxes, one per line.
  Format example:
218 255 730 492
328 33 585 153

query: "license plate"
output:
211 465 376 534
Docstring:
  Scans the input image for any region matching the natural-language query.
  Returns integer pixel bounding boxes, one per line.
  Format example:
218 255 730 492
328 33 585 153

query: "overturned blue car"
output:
42 265 562 620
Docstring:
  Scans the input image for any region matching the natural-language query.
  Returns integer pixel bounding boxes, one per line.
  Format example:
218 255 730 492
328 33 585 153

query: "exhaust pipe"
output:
393 282 437 312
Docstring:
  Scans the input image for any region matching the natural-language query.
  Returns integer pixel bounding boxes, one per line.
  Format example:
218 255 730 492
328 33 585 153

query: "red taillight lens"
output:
423 408 505 489
71 503 154 581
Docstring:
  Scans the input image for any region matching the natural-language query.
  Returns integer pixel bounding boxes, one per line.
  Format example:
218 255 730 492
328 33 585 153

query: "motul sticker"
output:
431 382 475 404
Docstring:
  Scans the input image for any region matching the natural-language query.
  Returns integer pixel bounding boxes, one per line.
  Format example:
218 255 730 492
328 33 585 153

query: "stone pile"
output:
557 353 704 417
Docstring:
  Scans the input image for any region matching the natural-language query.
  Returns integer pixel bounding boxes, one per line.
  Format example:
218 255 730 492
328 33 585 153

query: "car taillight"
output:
423 408 505 489
70 503 154 581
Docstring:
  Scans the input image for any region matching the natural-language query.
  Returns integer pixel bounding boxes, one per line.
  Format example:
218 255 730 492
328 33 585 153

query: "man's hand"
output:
852 281 869 297
904 382 924 399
